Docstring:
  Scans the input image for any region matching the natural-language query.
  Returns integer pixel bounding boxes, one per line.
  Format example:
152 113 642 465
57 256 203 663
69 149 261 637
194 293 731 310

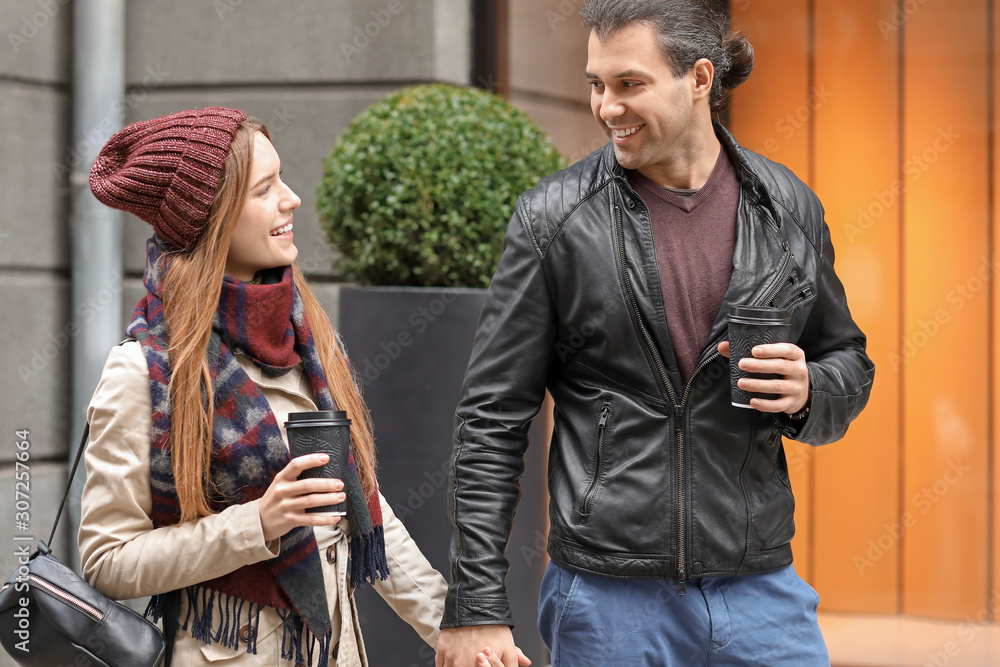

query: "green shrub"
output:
316 83 566 287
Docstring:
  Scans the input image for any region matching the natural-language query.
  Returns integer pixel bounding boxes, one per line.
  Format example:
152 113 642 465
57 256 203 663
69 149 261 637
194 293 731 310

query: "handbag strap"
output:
48 338 135 551
46 423 91 550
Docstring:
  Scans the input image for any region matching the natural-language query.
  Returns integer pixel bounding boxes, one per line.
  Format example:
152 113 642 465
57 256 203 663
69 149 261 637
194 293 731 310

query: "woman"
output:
78 107 524 667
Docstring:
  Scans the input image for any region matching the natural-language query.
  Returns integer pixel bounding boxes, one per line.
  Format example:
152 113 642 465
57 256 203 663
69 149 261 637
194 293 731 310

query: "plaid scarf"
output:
129 236 388 666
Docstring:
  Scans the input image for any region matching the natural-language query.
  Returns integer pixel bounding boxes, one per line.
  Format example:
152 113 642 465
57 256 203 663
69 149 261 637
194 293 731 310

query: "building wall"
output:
730 0 994 622
0 2 74 638
506 0 1000 630
508 0 607 163
0 3 469 665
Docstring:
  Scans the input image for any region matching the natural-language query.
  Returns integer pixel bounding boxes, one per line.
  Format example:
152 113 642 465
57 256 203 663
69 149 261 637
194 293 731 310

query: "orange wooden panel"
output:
902 0 990 619
729 0 815 583
810 0 902 614
993 0 1000 613
729 0 811 178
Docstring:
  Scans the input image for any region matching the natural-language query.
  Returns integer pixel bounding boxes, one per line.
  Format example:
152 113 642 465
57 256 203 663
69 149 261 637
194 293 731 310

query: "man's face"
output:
586 22 697 172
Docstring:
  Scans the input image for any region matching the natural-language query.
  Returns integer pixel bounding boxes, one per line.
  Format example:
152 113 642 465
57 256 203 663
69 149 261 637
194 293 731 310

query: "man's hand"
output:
717 341 810 414
436 626 531 667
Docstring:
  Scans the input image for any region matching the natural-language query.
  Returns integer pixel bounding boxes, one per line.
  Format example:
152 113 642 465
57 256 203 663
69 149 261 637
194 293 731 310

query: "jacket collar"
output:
599 121 781 224
713 123 783 224
599 120 794 379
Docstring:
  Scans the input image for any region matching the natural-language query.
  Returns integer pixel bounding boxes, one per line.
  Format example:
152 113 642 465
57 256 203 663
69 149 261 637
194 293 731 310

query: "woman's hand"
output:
437 626 531 667
258 454 345 541
476 646 531 667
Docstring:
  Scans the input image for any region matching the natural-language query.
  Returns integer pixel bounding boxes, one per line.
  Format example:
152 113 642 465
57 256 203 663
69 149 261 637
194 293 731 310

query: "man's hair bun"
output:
722 34 755 91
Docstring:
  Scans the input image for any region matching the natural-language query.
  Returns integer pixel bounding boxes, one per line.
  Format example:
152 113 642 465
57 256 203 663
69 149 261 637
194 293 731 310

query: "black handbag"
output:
0 424 168 667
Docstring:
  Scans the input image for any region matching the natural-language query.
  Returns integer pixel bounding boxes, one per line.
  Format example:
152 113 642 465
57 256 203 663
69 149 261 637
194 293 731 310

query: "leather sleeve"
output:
442 204 557 628
776 209 876 444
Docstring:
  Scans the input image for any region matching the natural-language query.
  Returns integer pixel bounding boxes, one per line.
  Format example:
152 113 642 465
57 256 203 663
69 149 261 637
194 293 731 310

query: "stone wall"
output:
0 2 470 664
0 1 640 663
509 0 608 163
0 6 74 653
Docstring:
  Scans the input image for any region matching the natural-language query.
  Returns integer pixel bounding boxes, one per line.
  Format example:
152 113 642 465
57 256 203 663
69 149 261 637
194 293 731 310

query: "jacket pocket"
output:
195 607 284 663
578 403 612 523
745 424 796 554
775 284 815 312
770 269 815 313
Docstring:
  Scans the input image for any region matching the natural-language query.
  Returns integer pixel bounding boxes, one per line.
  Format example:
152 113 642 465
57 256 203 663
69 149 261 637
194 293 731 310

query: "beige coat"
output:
78 341 447 667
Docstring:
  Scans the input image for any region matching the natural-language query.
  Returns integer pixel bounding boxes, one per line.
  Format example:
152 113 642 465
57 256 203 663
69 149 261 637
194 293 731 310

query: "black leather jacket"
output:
442 125 874 628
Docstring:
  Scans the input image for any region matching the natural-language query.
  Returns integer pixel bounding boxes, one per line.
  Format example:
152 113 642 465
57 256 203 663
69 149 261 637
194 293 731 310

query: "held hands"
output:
258 454 345 542
717 341 810 415
476 646 529 667
436 626 531 667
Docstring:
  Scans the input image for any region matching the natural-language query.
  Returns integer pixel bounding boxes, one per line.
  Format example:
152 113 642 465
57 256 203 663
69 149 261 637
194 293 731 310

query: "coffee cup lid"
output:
728 306 790 321
286 410 348 422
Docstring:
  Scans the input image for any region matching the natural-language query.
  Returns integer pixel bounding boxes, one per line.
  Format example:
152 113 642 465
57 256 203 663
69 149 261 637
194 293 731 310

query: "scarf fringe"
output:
146 587 329 666
277 606 332 667
349 524 390 589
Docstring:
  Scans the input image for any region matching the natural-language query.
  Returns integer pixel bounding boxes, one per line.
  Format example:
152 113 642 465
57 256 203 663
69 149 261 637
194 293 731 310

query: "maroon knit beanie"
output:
89 107 249 251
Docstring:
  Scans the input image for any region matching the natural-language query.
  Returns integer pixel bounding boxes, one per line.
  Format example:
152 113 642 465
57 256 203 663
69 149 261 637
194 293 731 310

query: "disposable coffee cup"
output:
726 306 792 409
285 410 352 515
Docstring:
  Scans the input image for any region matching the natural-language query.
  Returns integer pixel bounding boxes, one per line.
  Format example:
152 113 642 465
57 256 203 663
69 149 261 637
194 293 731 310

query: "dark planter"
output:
338 286 549 666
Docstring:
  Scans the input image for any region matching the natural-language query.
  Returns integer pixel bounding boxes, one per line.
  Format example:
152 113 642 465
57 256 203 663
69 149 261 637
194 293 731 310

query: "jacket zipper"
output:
758 240 792 307
673 208 790 591
614 196 794 596
28 574 104 621
581 405 611 517
614 204 677 406
615 201 688 592
775 284 814 312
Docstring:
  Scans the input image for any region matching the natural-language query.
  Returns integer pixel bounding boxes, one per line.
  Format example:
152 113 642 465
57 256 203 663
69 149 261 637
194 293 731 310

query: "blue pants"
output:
538 561 830 666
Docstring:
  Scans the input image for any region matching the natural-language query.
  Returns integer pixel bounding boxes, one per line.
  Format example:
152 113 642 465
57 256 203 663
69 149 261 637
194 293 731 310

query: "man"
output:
436 1 874 665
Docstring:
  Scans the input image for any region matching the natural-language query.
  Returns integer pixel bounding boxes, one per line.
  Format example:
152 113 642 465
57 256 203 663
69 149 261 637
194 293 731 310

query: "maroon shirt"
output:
628 149 740 384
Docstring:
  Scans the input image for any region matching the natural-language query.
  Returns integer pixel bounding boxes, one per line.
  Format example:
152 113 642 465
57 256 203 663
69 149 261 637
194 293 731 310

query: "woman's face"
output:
224 131 301 282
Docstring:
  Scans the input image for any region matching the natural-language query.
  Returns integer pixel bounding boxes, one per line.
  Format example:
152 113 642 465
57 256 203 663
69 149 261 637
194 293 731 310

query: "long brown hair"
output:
160 118 377 522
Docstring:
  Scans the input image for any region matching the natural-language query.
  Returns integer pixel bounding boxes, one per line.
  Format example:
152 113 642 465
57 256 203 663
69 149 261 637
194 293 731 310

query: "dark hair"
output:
580 0 754 113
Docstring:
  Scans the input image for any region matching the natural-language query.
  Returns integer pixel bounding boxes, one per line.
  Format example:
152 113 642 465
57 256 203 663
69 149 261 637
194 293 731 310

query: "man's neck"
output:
637 125 722 190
